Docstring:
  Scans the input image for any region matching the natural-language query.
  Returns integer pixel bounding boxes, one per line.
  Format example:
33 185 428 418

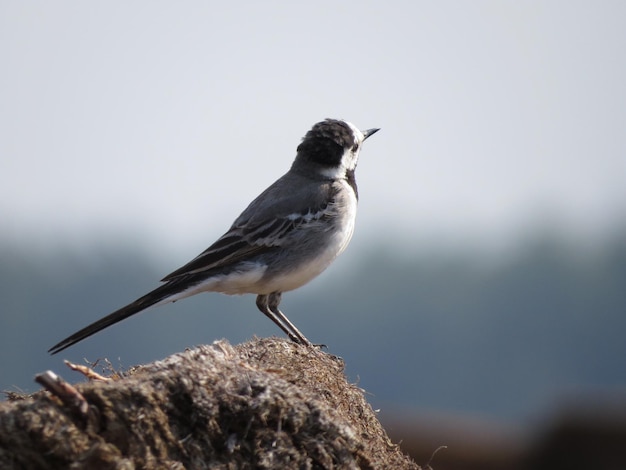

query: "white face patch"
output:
344 121 364 144
319 120 364 179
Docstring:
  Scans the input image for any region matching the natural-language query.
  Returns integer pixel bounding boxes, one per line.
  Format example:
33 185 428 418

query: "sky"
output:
2 1 626 260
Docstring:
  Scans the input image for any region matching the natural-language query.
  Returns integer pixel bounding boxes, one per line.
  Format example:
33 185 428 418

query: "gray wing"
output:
162 172 334 281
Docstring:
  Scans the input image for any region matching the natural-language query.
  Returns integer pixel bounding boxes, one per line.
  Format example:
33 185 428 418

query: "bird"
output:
48 119 380 354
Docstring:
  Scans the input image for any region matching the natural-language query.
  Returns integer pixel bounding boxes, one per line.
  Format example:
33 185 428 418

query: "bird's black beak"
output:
362 128 381 140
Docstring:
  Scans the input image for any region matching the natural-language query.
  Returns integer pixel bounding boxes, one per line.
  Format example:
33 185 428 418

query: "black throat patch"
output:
345 168 358 200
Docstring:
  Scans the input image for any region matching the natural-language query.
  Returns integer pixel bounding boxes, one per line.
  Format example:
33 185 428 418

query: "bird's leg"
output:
267 292 313 346
256 293 313 346
256 294 300 343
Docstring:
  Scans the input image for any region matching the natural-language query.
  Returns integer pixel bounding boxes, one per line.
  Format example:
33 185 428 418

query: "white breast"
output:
264 179 358 294
331 179 358 256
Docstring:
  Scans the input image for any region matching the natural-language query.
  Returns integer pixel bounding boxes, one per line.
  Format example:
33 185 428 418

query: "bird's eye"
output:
352 144 359 152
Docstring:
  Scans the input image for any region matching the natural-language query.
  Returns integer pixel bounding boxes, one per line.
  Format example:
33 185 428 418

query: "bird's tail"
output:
48 278 193 355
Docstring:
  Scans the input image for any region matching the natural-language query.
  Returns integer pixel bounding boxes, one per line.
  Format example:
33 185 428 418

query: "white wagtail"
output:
49 119 379 354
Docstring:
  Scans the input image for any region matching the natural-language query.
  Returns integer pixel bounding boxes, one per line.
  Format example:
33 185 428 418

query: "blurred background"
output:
2 2 625 468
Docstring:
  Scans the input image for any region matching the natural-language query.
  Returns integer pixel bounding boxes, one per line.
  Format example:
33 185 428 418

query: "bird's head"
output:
295 119 379 179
